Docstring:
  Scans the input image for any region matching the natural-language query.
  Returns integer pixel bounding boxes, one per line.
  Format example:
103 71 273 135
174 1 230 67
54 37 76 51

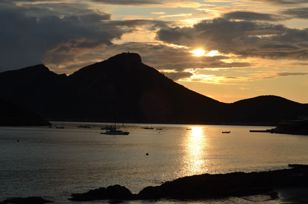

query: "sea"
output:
1 123 308 204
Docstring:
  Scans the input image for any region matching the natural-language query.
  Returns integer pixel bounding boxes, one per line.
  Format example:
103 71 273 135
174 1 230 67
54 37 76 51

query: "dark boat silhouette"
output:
101 127 129 135
101 121 129 136
143 127 154 130
222 131 231 134
249 129 270 133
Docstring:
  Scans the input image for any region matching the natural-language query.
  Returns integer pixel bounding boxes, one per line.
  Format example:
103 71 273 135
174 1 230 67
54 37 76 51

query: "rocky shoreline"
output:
70 164 308 202
2 164 308 203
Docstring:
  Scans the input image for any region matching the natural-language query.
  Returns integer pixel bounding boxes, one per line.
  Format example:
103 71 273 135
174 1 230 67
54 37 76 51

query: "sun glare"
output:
191 49 221 57
207 50 220 57
184 126 207 174
191 48 206 57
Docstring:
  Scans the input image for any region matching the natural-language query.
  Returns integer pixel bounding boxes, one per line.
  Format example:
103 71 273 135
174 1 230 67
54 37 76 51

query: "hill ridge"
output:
0 52 307 125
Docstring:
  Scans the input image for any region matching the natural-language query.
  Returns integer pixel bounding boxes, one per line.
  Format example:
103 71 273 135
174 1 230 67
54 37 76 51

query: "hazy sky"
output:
1 0 308 103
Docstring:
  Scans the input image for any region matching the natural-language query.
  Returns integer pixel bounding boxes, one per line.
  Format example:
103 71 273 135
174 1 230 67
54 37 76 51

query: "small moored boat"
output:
101 127 129 135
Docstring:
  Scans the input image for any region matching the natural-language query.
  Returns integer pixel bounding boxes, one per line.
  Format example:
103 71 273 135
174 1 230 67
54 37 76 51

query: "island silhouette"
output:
0 53 307 126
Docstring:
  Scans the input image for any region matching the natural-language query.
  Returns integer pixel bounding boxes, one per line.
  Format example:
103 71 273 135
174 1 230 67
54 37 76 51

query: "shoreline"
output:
2 164 308 203
51 120 278 127
68 164 308 202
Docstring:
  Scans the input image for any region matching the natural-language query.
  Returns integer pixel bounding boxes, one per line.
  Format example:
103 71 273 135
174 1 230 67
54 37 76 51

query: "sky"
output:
0 0 308 103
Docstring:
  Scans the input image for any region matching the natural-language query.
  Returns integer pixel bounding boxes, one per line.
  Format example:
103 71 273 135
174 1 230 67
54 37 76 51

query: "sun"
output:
191 48 206 57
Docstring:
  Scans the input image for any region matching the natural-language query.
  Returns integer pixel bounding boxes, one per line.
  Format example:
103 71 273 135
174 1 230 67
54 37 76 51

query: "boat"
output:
222 131 231 134
100 103 130 135
101 127 129 135
249 129 271 133
143 127 154 130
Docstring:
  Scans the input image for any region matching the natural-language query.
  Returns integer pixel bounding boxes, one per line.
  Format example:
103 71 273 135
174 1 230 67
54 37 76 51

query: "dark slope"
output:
228 96 308 125
0 53 307 124
63 53 225 123
0 64 67 119
0 99 49 126
0 53 224 123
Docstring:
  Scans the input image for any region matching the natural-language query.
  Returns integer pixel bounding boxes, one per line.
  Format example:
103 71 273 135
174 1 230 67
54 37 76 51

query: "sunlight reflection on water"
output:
1 124 308 203
185 126 208 175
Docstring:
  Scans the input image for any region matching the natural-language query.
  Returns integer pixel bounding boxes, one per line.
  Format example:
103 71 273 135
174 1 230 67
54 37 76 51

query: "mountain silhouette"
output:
228 96 308 125
0 98 49 126
0 53 307 125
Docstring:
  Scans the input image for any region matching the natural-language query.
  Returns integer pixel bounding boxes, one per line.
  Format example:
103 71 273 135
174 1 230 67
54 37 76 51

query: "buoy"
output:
146 153 149 156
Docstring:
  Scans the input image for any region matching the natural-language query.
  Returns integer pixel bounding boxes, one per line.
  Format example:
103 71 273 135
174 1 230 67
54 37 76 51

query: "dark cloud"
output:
90 0 162 5
8 0 163 5
107 19 169 33
224 11 286 21
44 42 251 73
10 2 111 19
90 0 197 5
257 0 308 4
157 18 308 60
0 1 165 71
283 8 308 19
0 2 117 70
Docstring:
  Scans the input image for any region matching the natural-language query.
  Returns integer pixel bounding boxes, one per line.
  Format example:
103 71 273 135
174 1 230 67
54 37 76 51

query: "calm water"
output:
1 123 308 203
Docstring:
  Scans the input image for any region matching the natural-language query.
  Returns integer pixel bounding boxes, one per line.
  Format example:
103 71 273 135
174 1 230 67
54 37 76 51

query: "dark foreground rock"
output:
70 164 308 202
69 185 133 201
0 197 52 204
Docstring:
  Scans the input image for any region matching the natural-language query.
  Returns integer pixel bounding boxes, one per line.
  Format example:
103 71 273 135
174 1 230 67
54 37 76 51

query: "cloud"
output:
157 17 308 60
257 0 308 4
252 71 308 80
1 0 306 76
12 0 174 6
90 0 162 5
44 41 250 74
223 11 286 21
10 1 111 19
283 8 308 19
161 71 193 80
277 72 308 76
0 1 166 71
0 2 116 70
89 0 197 6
